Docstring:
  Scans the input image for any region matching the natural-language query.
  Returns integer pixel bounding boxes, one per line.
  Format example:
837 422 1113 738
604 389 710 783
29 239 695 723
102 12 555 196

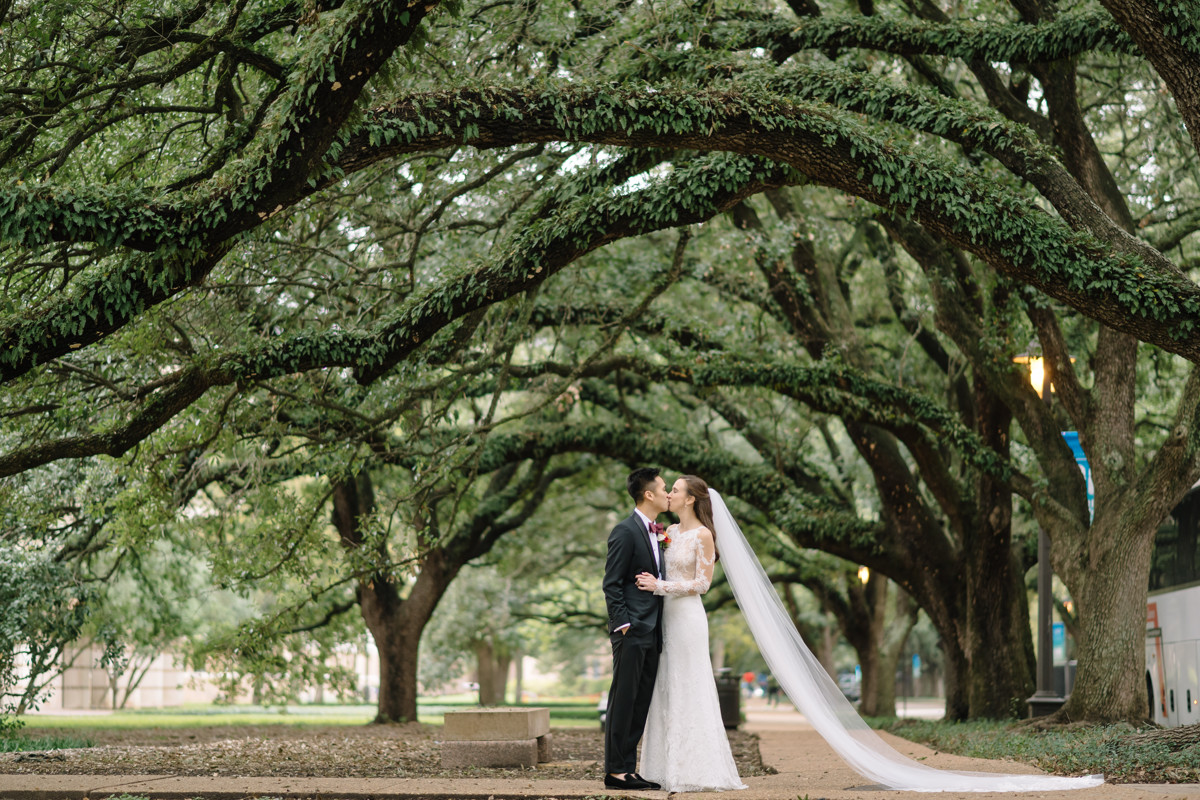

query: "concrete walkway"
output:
1 700 1197 799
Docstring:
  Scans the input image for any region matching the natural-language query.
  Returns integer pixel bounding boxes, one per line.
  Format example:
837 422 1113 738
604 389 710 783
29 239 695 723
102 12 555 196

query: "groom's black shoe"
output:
631 773 662 790
605 773 653 790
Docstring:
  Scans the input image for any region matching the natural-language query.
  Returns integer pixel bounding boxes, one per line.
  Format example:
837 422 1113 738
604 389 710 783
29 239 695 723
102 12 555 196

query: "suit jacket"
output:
603 512 665 648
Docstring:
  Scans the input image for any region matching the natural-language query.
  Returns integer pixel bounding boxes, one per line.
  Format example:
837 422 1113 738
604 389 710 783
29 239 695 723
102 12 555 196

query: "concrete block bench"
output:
440 707 553 768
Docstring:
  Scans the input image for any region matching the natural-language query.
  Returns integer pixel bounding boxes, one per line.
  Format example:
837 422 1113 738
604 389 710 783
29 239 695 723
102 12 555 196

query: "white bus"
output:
1146 489 1200 726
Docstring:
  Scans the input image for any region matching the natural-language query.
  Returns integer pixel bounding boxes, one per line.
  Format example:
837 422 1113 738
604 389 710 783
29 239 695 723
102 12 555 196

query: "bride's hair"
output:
680 475 718 559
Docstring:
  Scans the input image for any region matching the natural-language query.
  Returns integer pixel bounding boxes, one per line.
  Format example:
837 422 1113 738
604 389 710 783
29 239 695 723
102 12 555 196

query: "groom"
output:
601 467 670 791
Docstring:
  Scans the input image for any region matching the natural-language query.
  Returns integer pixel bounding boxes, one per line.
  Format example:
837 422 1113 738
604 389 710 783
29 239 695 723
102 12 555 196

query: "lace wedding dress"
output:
639 525 747 793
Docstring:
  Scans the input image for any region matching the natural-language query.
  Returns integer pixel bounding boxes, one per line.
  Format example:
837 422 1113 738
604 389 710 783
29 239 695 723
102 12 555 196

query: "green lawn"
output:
11 697 601 733
17 705 380 729
881 718 1200 784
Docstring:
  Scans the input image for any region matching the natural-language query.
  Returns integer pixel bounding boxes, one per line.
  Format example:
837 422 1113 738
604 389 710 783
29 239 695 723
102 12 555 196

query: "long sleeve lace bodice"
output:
652 525 715 597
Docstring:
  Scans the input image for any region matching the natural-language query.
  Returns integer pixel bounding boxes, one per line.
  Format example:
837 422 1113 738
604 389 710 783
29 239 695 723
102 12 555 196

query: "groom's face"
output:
643 476 669 515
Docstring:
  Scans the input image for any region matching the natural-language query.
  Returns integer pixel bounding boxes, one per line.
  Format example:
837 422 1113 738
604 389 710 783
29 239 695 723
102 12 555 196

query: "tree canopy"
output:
3 0 1200 724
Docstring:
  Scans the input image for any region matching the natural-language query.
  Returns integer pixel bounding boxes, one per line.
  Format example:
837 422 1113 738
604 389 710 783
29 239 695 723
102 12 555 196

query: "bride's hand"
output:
635 572 658 592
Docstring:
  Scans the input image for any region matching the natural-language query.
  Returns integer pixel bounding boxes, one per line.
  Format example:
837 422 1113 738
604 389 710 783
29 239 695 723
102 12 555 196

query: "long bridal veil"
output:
708 490 1104 792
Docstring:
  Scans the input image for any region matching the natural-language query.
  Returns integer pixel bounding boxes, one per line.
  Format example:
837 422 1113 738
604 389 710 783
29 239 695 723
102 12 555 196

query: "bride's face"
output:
667 479 690 513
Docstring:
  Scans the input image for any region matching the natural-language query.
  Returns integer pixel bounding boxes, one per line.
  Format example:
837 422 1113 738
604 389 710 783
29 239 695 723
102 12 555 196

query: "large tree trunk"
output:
362 595 423 723
1061 517 1156 723
818 623 837 679
333 473 460 723
963 385 1035 718
876 217 1041 720
738 195 1019 720
941 639 969 722
844 422 989 719
860 583 916 718
855 577 889 718
858 636 884 717
962 549 1035 719
863 648 897 718
475 640 512 706
364 550 459 723
839 575 915 718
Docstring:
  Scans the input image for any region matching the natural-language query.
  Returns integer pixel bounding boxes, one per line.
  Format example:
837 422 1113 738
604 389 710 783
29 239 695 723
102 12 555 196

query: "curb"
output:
0 774 672 800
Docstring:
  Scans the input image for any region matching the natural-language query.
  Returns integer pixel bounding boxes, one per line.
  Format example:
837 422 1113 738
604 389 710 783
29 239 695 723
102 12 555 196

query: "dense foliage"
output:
3 0 1200 725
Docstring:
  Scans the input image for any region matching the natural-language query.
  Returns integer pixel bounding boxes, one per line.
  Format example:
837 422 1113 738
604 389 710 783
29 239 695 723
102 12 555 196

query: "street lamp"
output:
1013 354 1066 717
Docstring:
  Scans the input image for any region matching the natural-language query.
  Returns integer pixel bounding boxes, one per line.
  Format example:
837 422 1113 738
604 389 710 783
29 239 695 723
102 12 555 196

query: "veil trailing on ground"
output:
708 490 1104 792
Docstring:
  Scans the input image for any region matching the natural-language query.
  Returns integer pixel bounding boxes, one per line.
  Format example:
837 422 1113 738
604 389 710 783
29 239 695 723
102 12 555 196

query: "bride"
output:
635 475 1105 793
635 475 747 792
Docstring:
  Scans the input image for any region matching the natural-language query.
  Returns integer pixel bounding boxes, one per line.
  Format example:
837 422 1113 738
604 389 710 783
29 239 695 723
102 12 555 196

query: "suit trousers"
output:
604 633 660 773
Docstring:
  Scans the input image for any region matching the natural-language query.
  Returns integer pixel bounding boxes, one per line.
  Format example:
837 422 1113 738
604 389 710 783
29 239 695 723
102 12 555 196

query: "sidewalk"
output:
1 700 1197 799
736 703 1200 800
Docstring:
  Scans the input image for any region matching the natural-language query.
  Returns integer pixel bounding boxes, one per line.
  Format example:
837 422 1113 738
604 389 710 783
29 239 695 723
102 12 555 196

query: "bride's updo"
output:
680 474 716 535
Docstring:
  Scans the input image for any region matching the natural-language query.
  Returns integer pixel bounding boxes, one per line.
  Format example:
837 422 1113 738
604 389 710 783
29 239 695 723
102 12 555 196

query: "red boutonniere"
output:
657 530 671 549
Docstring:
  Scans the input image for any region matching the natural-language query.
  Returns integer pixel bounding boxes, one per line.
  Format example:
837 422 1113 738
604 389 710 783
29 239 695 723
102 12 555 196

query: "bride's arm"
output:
652 528 715 597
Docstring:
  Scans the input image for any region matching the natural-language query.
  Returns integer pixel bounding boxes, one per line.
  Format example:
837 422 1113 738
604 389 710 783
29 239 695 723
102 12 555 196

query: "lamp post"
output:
1016 356 1066 717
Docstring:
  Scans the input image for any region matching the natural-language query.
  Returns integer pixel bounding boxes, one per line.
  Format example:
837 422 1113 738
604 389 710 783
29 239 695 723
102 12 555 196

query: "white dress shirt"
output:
634 508 662 574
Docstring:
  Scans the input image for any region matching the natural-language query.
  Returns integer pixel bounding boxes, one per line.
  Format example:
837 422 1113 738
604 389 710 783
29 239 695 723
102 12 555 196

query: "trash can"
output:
715 669 740 729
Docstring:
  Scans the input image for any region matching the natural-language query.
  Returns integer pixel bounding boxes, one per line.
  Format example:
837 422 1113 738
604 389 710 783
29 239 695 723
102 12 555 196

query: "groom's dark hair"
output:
627 467 661 502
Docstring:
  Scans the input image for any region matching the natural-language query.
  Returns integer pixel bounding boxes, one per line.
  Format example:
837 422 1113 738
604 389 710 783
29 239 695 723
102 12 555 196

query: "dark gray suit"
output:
602 512 664 774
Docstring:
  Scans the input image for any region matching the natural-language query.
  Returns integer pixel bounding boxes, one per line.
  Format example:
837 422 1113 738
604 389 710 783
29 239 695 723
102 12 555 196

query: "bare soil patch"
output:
1 724 774 781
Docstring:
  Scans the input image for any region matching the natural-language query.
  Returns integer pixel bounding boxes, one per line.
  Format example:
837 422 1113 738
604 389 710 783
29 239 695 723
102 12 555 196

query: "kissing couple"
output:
601 467 1105 794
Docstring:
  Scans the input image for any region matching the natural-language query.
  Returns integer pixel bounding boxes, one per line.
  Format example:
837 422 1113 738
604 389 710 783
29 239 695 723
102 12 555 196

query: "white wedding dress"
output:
706 490 1105 793
640 525 747 792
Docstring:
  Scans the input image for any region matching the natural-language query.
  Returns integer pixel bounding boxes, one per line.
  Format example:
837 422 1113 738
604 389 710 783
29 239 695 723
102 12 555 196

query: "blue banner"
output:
1053 622 1066 664
1062 431 1093 521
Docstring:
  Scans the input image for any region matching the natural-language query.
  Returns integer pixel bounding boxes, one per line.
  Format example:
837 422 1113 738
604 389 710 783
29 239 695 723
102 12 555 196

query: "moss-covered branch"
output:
0 153 795 476
473 420 881 550
0 0 436 383
505 354 1019 489
5 72 1198 379
723 63 1173 279
344 83 1200 362
714 9 1134 63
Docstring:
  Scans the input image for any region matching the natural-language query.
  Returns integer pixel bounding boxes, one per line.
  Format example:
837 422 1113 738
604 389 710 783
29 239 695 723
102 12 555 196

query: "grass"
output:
0 733 93 752
12 705 380 729
882 718 1200 783
6 696 601 742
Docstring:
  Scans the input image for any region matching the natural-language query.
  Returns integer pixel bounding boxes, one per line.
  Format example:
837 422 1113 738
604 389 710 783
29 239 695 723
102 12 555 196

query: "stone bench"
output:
440 707 553 768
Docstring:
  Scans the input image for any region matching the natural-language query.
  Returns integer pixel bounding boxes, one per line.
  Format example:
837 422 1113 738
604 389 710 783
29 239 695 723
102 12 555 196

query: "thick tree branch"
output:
0 0 437 384
0 154 795 476
723 9 1133 64
1098 0 1200 158
505 354 1022 491
341 85 1200 363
